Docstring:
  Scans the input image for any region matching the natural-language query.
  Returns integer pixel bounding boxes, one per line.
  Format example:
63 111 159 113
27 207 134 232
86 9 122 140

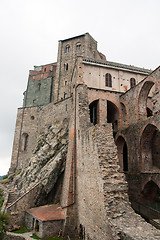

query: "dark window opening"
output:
147 107 153 117
107 101 119 134
44 68 46 72
64 92 67 99
24 134 29 151
105 73 112 87
89 100 98 125
65 45 70 53
123 142 128 171
130 78 136 88
76 43 81 51
79 224 85 240
64 63 68 71
38 83 41 91
65 81 67 86
116 136 128 172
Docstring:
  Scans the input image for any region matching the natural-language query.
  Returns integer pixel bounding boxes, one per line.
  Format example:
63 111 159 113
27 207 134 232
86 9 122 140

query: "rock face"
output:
5 117 69 209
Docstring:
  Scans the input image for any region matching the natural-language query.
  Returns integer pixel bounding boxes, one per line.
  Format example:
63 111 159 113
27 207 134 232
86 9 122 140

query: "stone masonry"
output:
2 33 160 239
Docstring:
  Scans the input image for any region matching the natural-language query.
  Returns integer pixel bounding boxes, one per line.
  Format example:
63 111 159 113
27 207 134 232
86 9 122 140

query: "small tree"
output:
0 212 9 239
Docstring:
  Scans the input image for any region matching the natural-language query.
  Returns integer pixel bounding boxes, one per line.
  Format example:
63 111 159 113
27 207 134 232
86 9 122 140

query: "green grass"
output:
31 234 62 240
12 227 30 233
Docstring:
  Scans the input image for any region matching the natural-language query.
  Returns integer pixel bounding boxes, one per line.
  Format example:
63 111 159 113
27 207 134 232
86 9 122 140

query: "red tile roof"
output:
26 204 65 221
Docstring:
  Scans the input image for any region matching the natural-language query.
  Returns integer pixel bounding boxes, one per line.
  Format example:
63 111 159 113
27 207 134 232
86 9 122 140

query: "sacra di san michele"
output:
2 33 160 239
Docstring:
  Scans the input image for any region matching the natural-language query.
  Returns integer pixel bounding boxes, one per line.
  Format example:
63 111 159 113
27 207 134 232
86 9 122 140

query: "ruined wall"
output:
117 114 160 205
120 67 160 127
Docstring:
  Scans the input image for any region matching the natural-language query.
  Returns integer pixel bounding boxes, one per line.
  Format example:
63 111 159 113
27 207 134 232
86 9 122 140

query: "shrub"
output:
0 212 9 239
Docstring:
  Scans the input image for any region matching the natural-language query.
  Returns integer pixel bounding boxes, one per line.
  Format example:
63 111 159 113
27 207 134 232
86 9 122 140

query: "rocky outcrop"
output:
8 118 68 194
2 118 69 227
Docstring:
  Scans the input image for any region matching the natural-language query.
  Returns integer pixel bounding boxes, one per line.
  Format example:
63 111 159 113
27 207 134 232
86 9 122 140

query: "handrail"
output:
6 181 41 210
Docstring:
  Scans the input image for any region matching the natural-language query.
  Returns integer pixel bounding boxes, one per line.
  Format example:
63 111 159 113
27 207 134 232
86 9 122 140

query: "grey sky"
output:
0 0 160 175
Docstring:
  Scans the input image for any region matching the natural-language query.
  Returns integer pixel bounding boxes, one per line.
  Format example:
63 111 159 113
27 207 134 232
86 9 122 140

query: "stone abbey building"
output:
4 33 160 239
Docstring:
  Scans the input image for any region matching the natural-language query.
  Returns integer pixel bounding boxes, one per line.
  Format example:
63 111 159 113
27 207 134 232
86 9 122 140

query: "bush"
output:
0 190 4 210
0 212 9 239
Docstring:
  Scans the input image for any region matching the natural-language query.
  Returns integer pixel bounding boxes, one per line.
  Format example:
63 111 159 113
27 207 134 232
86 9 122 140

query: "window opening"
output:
76 43 81 51
130 78 136 88
105 73 112 87
44 67 46 72
64 92 67 99
107 101 119 135
24 134 29 151
89 100 98 125
123 142 128 171
38 83 41 91
147 107 153 117
65 45 70 53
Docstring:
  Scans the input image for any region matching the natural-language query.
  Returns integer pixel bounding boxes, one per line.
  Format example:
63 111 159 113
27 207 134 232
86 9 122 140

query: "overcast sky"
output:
0 0 160 175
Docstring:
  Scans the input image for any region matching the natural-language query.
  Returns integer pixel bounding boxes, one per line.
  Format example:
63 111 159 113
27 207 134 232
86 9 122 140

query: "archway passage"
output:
107 101 119 133
140 124 160 171
116 136 128 172
123 142 128 171
141 181 160 202
89 100 98 125
138 81 155 119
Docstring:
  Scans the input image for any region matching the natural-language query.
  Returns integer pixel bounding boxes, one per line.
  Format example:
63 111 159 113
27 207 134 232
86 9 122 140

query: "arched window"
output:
65 45 70 53
76 43 81 51
105 73 112 87
130 78 136 88
89 100 99 125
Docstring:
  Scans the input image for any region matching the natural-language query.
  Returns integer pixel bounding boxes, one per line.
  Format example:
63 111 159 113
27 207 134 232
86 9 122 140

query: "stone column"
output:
98 99 107 125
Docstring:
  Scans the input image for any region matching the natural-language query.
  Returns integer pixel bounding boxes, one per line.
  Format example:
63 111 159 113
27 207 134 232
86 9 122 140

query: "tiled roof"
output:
27 204 65 221
83 57 152 74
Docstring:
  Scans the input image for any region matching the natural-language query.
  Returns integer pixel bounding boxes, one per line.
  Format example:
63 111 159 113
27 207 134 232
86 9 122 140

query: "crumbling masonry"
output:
2 33 160 239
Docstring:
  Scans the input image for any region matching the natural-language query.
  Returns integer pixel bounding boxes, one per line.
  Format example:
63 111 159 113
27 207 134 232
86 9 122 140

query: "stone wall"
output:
75 84 160 240
10 106 40 172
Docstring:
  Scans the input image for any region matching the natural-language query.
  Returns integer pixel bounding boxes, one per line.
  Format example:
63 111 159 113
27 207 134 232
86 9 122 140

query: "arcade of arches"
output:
89 95 160 224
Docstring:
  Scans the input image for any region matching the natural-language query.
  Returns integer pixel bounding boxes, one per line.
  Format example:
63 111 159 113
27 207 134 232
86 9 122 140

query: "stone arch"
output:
107 100 119 133
89 100 99 125
141 180 160 202
138 80 155 120
116 136 128 172
140 123 160 171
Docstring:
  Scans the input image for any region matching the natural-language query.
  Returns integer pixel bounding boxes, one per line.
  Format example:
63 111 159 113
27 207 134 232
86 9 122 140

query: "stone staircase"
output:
95 125 160 240
7 191 19 206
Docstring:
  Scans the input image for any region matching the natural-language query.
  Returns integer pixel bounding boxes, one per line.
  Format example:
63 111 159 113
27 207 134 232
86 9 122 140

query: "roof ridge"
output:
82 57 152 73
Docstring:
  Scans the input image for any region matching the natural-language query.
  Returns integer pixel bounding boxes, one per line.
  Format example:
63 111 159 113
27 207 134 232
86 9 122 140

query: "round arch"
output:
89 100 99 125
138 80 155 120
116 136 128 172
140 123 160 171
141 180 160 202
107 100 119 134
